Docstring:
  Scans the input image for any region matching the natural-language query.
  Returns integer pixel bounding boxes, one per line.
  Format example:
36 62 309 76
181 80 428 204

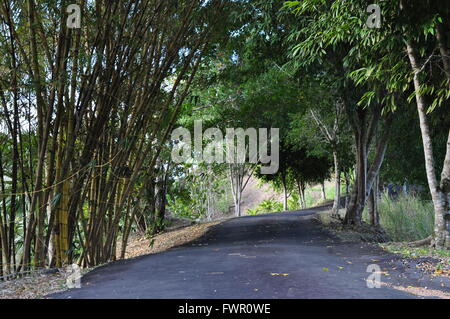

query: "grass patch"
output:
247 199 284 215
381 242 450 260
363 193 434 242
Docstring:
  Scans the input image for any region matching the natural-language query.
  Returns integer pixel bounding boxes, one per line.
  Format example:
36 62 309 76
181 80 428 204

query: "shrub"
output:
365 193 434 242
246 199 284 215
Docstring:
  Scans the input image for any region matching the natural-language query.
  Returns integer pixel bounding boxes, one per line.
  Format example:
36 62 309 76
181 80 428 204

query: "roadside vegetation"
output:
365 194 434 242
247 181 341 215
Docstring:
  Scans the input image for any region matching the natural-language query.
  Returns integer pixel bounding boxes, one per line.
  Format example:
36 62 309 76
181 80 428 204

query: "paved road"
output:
51 207 449 299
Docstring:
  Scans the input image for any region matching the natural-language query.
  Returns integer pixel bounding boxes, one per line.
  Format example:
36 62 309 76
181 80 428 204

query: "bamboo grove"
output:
0 0 227 278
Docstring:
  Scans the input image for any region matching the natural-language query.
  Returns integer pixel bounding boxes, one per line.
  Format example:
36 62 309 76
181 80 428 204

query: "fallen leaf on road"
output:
270 273 289 276
433 269 450 276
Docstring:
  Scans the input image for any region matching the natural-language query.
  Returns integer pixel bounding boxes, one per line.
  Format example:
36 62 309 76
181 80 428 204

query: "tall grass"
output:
366 193 434 242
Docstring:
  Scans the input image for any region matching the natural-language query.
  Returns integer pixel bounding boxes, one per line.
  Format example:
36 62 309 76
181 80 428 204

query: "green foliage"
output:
286 0 450 113
364 194 434 242
380 105 449 187
146 218 168 239
167 190 206 220
287 193 302 210
167 165 232 220
246 199 284 215
382 243 450 260
256 141 332 198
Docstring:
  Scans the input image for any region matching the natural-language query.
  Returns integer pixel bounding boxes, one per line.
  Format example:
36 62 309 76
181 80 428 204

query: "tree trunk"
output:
344 113 367 225
321 181 326 201
301 182 306 209
236 200 241 217
229 164 245 217
0 150 10 276
332 152 341 216
374 174 380 225
368 188 379 226
155 172 168 232
296 178 306 209
282 175 288 211
344 108 391 225
344 171 350 208
406 39 450 248
440 132 450 248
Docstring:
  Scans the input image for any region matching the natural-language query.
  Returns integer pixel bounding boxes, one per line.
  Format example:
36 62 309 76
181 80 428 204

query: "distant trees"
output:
288 74 354 216
255 141 331 211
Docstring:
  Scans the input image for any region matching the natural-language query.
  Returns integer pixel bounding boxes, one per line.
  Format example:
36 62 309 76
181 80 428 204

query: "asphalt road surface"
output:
51 207 450 299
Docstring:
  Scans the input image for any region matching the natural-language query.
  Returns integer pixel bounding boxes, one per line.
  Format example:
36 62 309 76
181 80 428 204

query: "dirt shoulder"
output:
0 268 90 299
116 220 222 259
